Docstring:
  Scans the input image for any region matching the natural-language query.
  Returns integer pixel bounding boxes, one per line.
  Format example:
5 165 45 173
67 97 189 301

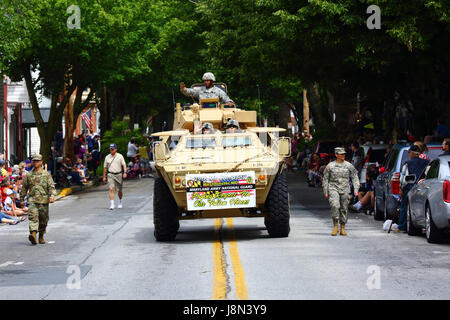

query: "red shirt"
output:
1 187 8 203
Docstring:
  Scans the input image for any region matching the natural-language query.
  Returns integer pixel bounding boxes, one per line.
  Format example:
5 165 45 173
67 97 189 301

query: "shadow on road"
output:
135 223 269 244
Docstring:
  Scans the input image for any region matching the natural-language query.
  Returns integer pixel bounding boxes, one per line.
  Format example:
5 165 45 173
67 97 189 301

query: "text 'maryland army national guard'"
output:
322 147 360 236
20 154 57 245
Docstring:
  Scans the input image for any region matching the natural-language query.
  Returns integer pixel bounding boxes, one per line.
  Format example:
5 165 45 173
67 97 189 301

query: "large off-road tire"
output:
153 177 179 241
264 173 290 238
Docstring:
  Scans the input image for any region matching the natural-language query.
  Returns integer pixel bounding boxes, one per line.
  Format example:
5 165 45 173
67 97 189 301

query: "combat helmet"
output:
226 119 240 129
202 72 216 82
201 122 215 133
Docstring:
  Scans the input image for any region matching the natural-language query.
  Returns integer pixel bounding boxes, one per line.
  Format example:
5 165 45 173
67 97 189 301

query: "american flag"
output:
81 109 92 129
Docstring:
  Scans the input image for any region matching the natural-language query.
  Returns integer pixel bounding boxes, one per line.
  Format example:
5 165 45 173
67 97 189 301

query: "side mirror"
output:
278 137 291 157
154 142 170 161
405 174 417 184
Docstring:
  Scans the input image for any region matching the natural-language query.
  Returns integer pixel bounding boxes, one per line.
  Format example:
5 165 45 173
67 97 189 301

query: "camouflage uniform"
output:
20 168 57 234
322 160 360 224
181 86 234 104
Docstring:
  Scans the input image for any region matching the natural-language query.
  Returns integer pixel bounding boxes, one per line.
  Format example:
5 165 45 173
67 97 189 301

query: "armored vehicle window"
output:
222 136 252 148
202 102 217 108
186 137 217 149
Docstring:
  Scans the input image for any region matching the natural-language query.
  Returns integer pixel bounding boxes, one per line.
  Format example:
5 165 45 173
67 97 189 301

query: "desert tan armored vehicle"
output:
151 83 291 241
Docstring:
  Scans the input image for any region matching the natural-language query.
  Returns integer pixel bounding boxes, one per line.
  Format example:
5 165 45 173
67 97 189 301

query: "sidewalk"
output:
54 178 101 201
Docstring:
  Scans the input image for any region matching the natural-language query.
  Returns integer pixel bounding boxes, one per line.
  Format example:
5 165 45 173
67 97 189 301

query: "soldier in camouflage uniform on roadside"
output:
20 154 57 245
322 147 360 236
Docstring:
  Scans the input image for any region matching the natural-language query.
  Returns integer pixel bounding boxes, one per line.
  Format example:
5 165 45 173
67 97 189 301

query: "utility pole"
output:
303 89 310 138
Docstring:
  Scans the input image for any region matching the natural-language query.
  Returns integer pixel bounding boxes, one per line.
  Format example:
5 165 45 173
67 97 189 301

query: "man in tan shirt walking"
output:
103 143 127 210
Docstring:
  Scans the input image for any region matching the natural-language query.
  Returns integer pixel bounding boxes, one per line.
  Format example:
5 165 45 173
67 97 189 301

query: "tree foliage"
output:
1 0 449 156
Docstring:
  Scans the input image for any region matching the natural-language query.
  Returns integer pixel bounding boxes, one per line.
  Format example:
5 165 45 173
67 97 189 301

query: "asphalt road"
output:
0 172 449 300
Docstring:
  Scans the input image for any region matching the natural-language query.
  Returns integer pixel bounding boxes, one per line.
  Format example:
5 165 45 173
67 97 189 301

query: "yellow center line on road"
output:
225 218 248 300
212 218 227 300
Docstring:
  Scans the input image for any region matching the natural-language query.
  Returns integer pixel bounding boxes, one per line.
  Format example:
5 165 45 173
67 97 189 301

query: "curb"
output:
54 180 97 201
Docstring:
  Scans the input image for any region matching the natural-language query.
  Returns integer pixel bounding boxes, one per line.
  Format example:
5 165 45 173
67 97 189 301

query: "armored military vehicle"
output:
151 83 291 241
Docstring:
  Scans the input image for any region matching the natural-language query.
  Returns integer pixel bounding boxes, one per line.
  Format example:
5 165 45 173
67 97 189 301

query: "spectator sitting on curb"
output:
0 203 23 224
4 188 28 217
350 165 379 213
1 177 10 203
12 176 27 208
75 158 88 183
307 153 321 187
134 155 143 178
63 158 83 185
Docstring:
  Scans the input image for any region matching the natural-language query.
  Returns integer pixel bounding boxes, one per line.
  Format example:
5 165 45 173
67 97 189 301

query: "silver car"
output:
407 155 450 243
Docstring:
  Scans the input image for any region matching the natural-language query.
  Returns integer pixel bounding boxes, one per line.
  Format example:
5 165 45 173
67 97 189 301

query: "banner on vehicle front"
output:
186 171 256 211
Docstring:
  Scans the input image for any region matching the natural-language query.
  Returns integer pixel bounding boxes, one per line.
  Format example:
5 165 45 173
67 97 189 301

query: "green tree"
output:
0 0 149 162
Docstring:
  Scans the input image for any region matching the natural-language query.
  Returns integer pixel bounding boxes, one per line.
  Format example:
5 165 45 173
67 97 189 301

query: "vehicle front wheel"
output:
153 177 179 241
407 201 420 236
264 173 290 237
425 205 444 244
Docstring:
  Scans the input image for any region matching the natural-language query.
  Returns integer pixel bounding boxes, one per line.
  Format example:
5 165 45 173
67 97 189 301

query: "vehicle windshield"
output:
222 136 252 147
369 149 387 163
201 102 217 108
186 137 217 149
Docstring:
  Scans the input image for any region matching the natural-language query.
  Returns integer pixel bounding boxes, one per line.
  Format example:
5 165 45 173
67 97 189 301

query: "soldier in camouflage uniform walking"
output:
20 154 57 245
322 147 360 236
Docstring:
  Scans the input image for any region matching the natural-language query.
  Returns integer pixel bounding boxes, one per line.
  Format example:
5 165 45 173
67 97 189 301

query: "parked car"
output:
407 156 450 243
373 143 442 221
360 144 389 184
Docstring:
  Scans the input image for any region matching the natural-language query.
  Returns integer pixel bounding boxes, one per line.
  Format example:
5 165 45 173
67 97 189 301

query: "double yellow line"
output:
212 218 248 300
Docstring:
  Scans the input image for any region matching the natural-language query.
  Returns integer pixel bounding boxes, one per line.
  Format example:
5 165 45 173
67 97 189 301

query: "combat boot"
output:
28 231 37 245
340 224 347 236
331 221 339 236
39 233 46 244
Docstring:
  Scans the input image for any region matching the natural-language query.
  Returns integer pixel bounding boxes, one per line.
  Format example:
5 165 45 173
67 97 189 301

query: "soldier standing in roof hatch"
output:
180 72 235 106
322 147 360 236
20 154 57 245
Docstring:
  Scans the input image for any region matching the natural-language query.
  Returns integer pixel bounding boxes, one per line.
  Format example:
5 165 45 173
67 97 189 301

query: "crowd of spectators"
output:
51 130 102 188
125 136 155 179
0 156 29 225
289 117 450 217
